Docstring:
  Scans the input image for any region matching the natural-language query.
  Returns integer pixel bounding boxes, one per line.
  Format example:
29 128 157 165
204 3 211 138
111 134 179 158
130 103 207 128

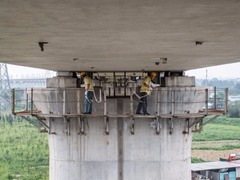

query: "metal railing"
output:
11 87 228 135
11 87 228 117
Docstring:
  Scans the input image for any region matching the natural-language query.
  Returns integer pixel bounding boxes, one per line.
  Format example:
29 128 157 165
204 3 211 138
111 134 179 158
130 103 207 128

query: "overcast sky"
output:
6 62 240 79
185 62 240 79
7 64 56 78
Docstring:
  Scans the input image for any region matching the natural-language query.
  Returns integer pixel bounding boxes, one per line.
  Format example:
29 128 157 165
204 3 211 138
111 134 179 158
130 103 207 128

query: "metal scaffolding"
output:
0 63 11 112
11 87 227 135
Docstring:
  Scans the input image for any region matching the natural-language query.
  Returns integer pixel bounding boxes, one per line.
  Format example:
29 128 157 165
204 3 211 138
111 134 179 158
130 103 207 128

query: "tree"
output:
228 101 240 118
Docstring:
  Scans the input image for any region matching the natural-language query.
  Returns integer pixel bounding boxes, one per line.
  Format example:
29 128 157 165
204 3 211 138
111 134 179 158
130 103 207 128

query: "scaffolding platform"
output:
11 87 227 135
14 110 212 119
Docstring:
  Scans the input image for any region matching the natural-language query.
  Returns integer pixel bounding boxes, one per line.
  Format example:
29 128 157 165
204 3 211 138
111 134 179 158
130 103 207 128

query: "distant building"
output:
192 161 240 180
9 78 46 88
228 95 240 102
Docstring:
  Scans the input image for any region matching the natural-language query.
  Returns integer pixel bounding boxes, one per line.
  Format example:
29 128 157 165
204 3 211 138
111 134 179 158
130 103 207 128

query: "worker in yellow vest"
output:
80 72 94 114
136 72 157 115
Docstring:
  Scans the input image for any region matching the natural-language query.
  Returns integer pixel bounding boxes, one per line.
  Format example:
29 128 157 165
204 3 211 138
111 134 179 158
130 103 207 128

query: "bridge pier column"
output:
34 75 203 180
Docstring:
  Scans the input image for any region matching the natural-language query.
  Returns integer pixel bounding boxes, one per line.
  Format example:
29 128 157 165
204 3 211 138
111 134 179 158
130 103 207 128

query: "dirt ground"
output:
191 140 240 161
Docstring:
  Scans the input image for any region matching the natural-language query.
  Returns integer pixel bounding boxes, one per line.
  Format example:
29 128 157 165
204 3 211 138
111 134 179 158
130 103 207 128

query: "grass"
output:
193 117 240 141
192 144 240 151
208 116 240 126
0 119 49 180
191 116 240 162
191 157 205 163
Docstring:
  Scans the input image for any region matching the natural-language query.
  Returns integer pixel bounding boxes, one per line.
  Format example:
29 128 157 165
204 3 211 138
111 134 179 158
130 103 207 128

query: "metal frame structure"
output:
0 63 11 112
11 87 227 135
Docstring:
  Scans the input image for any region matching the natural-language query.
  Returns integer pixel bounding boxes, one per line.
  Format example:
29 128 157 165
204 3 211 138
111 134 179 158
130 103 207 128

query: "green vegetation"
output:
191 116 240 163
193 123 240 141
192 144 240 151
193 116 240 141
228 101 240 118
0 119 49 180
191 157 205 163
209 116 240 126
197 78 240 95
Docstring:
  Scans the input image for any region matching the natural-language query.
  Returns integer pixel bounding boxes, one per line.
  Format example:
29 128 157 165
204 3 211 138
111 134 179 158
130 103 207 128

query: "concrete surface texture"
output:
0 0 240 71
32 76 206 180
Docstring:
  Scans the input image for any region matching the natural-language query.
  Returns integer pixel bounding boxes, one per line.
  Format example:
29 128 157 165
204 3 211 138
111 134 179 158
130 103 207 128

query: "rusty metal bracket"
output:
78 117 85 135
168 118 174 135
34 115 49 129
64 117 70 136
130 117 135 135
49 118 56 135
31 114 50 133
182 118 190 134
191 118 204 132
105 116 110 135
156 117 160 135
202 115 219 127
77 118 81 135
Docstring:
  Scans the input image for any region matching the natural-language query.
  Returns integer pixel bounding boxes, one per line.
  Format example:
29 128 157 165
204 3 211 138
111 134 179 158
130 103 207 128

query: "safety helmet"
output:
80 72 86 76
151 71 157 77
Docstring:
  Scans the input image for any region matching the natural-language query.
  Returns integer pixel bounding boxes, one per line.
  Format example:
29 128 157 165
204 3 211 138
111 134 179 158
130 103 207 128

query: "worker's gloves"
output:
152 84 160 88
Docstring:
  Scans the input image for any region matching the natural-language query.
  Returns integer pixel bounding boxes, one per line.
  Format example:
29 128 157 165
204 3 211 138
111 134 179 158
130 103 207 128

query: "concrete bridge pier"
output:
34 74 204 180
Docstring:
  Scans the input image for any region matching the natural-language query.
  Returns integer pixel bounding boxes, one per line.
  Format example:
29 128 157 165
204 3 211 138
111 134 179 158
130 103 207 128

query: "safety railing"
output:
200 87 228 115
11 87 228 117
11 87 228 135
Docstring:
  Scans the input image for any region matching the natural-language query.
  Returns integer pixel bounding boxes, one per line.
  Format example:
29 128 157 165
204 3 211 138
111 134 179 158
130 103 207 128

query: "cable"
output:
93 89 102 103
85 88 102 104
132 91 148 99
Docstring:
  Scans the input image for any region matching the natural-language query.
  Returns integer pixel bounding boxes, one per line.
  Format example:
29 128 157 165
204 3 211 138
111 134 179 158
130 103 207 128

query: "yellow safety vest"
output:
140 76 151 95
84 76 94 91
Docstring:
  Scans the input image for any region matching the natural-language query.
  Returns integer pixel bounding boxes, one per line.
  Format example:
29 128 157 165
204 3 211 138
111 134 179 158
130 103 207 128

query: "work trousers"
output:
136 92 148 114
84 91 93 114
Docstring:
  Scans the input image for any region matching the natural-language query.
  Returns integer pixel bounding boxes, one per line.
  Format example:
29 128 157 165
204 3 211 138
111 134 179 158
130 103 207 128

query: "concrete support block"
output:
47 77 77 88
164 76 195 87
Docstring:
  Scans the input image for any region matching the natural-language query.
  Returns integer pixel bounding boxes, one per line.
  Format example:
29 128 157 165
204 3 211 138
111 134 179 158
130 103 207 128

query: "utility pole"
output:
0 63 11 112
205 69 208 86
